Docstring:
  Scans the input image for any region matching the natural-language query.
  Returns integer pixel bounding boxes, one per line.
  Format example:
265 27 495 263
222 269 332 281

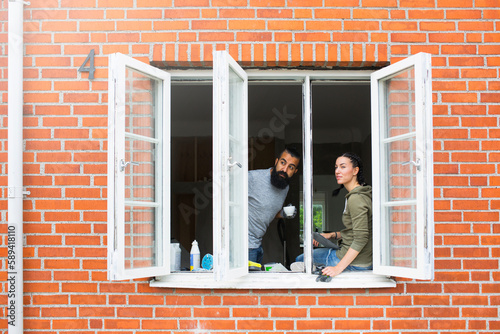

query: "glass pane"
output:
229 204 244 268
124 206 157 270
228 66 246 271
386 139 417 202
125 67 158 138
381 205 417 269
382 67 415 138
379 66 418 271
124 139 156 203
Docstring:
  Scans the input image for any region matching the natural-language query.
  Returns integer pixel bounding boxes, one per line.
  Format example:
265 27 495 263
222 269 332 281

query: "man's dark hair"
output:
280 145 301 161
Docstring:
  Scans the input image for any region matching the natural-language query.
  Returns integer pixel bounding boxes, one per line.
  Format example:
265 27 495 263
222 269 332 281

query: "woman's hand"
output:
322 248 360 277
313 232 336 247
322 265 343 277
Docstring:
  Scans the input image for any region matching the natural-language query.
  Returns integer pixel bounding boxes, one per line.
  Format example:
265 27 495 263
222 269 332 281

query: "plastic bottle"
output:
190 240 200 271
170 243 181 271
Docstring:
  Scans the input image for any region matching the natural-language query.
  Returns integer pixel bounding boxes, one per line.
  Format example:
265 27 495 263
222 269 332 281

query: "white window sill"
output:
151 271 396 289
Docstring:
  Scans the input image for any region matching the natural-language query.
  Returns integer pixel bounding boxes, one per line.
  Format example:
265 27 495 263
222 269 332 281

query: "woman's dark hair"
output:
332 152 367 197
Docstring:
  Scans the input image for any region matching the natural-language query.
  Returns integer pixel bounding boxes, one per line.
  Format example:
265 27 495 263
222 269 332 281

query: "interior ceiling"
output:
170 83 371 142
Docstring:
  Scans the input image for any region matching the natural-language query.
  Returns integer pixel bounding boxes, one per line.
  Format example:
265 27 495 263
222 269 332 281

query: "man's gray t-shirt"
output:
248 168 289 249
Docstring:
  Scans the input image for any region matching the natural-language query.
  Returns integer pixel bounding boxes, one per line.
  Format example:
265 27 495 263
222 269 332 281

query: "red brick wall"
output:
1 0 499 332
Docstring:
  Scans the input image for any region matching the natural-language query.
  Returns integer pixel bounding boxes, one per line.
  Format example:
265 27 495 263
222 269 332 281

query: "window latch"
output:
402 159 421 171
119 159 140 172
227 156 242 170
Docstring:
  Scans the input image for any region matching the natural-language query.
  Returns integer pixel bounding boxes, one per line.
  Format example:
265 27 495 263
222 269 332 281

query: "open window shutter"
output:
107 53 171 280
371 52 434 280
212 51 249 281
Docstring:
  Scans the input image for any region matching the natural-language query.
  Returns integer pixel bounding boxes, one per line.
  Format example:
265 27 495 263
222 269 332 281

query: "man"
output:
248 146 301 264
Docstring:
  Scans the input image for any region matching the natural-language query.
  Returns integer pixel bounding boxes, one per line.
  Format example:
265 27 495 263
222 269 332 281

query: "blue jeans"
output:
295 248 372 271
249 246 264 264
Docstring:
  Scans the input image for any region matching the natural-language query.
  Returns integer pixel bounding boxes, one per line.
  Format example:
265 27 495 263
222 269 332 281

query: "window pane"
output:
124 206 158 269
125 68 157 138
386 139 417 202
124 139 156 203
381 205 417 269
228 66 246 271
383 67 415 138
372 53 434 279
379 67 419 271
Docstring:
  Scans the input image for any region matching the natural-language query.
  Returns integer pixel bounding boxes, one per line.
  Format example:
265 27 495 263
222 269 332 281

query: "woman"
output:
294 152 372 277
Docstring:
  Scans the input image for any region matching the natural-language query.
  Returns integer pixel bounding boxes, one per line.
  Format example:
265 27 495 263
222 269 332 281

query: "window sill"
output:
151 271 396 289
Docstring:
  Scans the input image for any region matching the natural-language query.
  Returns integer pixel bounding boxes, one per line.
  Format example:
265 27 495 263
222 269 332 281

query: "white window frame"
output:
212 51 249 281
371 52 434 280
107 53 171 280
108 52 434 289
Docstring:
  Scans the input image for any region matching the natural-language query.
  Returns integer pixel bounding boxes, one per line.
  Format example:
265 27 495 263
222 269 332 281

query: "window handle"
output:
227 156 242 170
402 159 421 171
120 159 139 172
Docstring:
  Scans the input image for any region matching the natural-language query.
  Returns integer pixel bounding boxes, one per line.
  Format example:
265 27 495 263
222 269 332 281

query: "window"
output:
299 191 327 245
108 51 434 288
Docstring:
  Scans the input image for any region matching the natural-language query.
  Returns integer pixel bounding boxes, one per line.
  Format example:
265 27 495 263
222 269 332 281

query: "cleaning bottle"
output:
190 240 200 271
170 243 181 271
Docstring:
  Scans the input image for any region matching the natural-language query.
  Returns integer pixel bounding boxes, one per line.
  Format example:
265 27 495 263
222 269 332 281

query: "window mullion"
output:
302 75 313 274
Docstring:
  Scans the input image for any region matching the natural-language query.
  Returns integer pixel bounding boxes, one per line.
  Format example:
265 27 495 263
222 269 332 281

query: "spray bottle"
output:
190 240 200 271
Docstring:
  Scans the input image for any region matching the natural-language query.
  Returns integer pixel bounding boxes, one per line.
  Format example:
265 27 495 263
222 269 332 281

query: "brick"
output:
361 0 397 6
261 296 295 305
460 164 495 174
38 247 73 257
142 319 178 329
443 188 478 198
197 320 235 330
45 211 80 222
349 307 384 317
294 8 313 18
335 320 371 330
45 259 80 269
414 295 449 305
213 0 247 5
25 283 60 293
271 307 308 317
233 307 268 317
430 319 466 330
70 295 107 305
458 21 494 31
450 105 486 115
237 319 274 330
345 20 380 31
33 295 69 306
392 319 429 329
222 295 258 305
104 319 141 329
297 320 333 330
54 271 89 281
26 235 63 245
441 93 477 103
268 20 304 30
424 307 460 317
258 9 293 18
315 9 350 19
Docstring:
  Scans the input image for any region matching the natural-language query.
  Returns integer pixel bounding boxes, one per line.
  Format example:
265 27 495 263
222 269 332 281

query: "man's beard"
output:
270 166 290 189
